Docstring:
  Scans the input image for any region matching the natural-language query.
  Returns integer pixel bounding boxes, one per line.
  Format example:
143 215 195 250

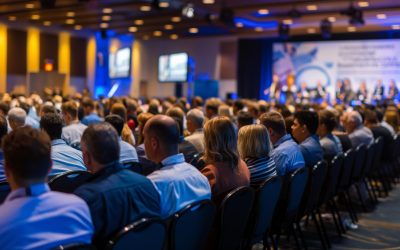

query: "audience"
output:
110 102 136 146
74 123 160 246
205 98 221 119
317 109 343 160
136 112 154 157
0 127 93 249
237 110 254 129
61 101 87 148
185 108 205 153
145 115 211 218
201 116 250 201
259 111 305 175
8 107 26 131
343 111 374 147
238 124 277 187
81 98 103 126
0 115 9 181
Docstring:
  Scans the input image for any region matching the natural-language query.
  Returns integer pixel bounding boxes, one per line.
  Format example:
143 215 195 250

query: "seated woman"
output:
317 109 343 161
135 112 154 157
201 116 250 202
238 124 277 187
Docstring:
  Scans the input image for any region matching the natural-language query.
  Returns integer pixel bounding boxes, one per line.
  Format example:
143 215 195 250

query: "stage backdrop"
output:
273 39 400 100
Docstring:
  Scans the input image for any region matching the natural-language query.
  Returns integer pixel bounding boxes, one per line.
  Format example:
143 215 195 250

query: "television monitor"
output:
158 52 188 83
109 47 131 78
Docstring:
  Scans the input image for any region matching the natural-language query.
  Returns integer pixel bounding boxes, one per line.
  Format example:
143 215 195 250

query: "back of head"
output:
3 127 51 185
294 110 319 135
347 111 363 127
364 109 378 125
318 109 337 132
111 102 127 122
105 114 124 136
0 115 8 144
82 97 94 109
238 124 272 159
166 107 185 136
8 107 26 127
40 113 63 140
203 116 239 169
0 101 10 116
218 105 232 118
145 115 180 150
192 96 204 108
40 104 57 115
81 123 120 165
61 101 78 118
259 111 286 135
237 111 254 128
205 98 221 115
187 108 205 128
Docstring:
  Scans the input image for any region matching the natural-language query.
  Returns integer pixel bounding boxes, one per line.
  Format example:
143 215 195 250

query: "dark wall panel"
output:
219 41 237 79
7 29 27 75
40 33 58 71
70 37 87 77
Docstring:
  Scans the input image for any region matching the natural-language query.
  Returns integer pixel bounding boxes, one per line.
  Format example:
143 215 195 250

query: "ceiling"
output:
1 0 400 40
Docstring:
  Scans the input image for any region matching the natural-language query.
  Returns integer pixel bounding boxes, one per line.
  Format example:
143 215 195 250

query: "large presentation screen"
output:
273 39 400 98
158 52 188 83
109 47 131 78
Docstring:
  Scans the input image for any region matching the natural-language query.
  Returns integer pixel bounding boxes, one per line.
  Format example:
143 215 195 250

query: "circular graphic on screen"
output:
295 65 330 89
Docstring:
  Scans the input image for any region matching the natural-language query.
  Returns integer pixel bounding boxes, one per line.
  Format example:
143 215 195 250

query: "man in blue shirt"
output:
260 111 305 176
0 126 93 249
61 101 87 148
145 115 211 218
74 123 160 246
343 111 374 147
40 113 86 175
81 98 103 126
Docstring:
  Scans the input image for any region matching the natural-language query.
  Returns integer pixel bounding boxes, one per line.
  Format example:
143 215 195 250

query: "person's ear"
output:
151 137 158 150
268 128 274 136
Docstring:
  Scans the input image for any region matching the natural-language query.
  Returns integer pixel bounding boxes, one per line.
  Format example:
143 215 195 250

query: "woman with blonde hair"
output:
201 116 250 200
238 124 277 186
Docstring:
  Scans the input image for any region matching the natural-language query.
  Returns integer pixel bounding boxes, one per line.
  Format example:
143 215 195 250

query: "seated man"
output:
61 101 87 147
105 114 139 165
74 123 160 246
317 109 343 160
81 98 103 126
145 115 211 218
291 110 324 167
40 113 86 175
0 115 9 181
185 109 205 153
259 111 305 175
0 127 93 249
8 107 26 131
343 111 374 147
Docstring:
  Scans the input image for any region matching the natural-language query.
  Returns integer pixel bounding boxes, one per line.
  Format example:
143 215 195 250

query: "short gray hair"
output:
347 111 363 127
8 107 26 126
187 109 205 128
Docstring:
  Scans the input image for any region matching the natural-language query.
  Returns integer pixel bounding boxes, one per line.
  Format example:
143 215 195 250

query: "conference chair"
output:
215 186 255 250
52 243 95 250
361 143 378 206
351 144 368 212
0 181 11 204
368 137 385 197
243 176 282 250
169 200 216 250
48 171 92 193
106 218 166 250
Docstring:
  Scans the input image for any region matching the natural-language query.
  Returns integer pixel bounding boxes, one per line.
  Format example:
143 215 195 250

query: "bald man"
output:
145 115 211 218
343 111 373 147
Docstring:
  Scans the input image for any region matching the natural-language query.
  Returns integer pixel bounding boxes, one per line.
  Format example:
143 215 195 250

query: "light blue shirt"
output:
271 134 305 176
0 183 93 250
349 125 374 148
81 112 103 126
51 139 87 175
0 151 4 182
62 121 87 146
299 135 324 167
119 138 139 165
320 133 343 159
25 116 40 129
148 153 211 218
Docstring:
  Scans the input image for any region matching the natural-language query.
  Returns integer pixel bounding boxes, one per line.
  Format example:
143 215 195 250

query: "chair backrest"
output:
48 171 92 193
52 243 95 250
327 154 344 200
338 149 355 190
106 218 166 250
217 186 255 250
286 167 309 220
351 144 367 181
371 137 384 173
245 176 282 245
362 143 375 177
170 200 216 250
0 181 11 204
306 161 328 213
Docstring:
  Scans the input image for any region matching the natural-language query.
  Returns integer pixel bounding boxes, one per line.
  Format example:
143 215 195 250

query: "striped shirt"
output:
244 156 277 187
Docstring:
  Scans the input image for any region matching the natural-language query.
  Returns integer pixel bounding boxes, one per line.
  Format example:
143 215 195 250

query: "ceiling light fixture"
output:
103 8 113 14
129 26 138 32
255 27 263 32
74 25 82 30
171 16 181 22
189 27 198 33
67 12 75 17
159 2 169 8
100 23 109 29
306 5 318 11
43 21 51 26
307 28 316 33
31 14 40 20
170 34 178 40
283 19 293 25
203 0 214 4
25 3 35 9
236 22 244 28
348 26 356 32
102 15 111 21
164 24 173 30
140 5 151 12
258 9 269 15
376 14 386 19
153 30 162 36
392 24 400 30
182 3 195 18
328 16 336 22
358 1 369 7
134 19 144 25
8 16 16 21
66 19 75 24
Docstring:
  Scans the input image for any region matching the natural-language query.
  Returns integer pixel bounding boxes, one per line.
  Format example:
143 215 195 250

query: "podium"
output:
28 71 66 94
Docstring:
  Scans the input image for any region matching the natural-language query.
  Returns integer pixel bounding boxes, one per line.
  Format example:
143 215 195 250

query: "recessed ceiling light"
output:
74 25 82 30
376 14 386 19
236 22 244 28
306 5 318 11
143 35 150 40
283 19 293 25
66 12 75 17
102 15 111 21
134 19 144 25
203 0 215 4
392 25 400 30
307 28 316 34
358 1 369 7
171 16 181 22
348 26 356 32
189 27 198 34
100 23 109 29
159 2 169 8
140 5 151 12
103 8 113 14
170 34 178 40
164 24 174 30
153 31 162 36
255 27 263 32
328 16 336 22
8 16 16 21
129 26 138 32
43 21 51 26
31 14 40 20
258 9 269 15
25 3 35 9
66 19 75 24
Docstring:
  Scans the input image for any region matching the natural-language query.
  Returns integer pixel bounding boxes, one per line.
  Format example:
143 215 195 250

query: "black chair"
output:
368 137 385 197
350 144 369 212
52 243 95 250
243 176 282 250
170 200 216 250
0 181 11 204
106 218 166 250
361 143 378 206
49 171 92 193
215 186 255 250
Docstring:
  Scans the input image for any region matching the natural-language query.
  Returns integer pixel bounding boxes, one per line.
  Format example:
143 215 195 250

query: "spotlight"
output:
219 8 234 26
278 22 290 39
341 5 364 26
40 0 56 8
320 18 332 39
182 3 195 18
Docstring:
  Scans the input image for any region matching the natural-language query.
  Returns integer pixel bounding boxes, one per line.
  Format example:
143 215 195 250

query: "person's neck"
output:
67 119 80 125
10 179 46 191
158 150 179 164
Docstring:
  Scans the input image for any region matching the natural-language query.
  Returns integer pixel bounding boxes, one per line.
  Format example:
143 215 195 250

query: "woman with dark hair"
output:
201 117 250 199
317 109 343 161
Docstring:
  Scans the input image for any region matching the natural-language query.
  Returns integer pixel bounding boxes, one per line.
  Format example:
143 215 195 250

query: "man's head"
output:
343 111 363 134
364 109 379 128
317 109 337 137
61 101 79 125
111 103 127 122
40 113 63 141
186 109 204 134
144 115 180 163
81 123 120 173
39 103 57 117
3 127 52 189
237 111 254 129
82 98 95 116
8 107 26 130
292 110 319 143
166 107 185 136
205 98 221 119
259 111 286 144
105 114 124 137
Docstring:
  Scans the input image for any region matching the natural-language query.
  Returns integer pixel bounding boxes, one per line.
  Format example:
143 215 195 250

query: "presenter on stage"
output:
281 74 297 104
372 79 385 102
265 74 281 103
387 80 399 101
356 81 368 104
